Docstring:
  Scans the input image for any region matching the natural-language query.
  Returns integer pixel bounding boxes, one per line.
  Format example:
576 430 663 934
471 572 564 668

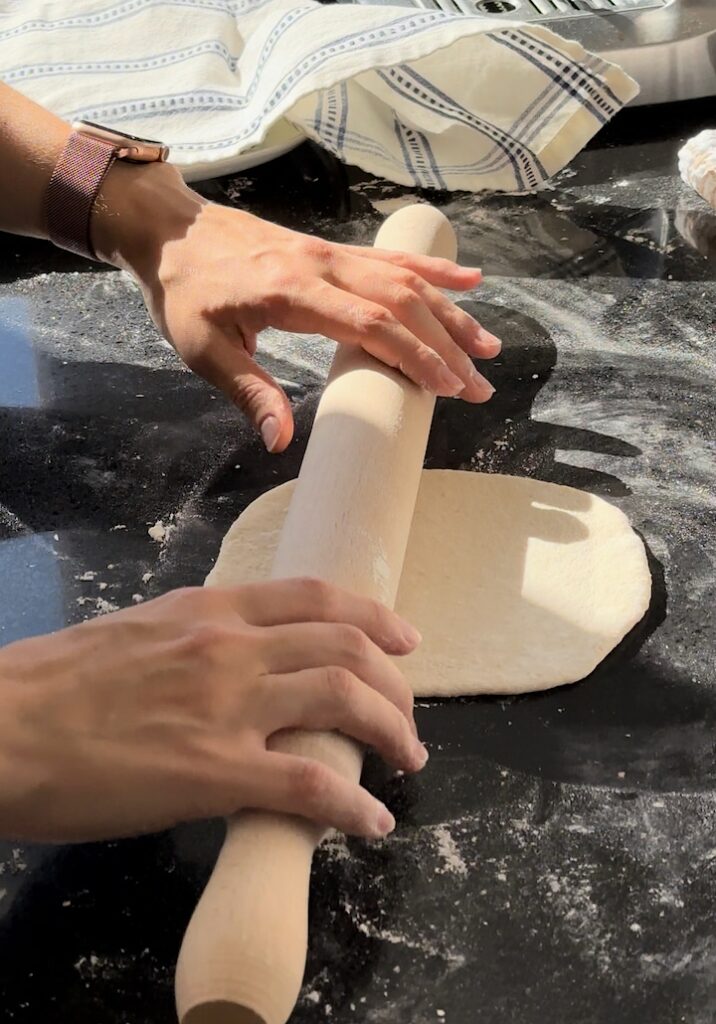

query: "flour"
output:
148 519 173 543
432 825 468 878
340 900 466 969
77 596 119 616
0 849 27 875
320 832 351 862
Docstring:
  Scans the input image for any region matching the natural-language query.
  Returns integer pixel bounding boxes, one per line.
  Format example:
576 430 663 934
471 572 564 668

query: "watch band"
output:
44 131 118 261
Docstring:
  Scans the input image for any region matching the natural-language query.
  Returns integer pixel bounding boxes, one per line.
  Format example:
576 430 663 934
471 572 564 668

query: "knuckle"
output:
394 269 423 292
415 345 443 375
267 268 302 299
357 304 394 333
366 596 388 631
390 286 420 312
181 623 233 662
337 623 368 660
383 251 408 269
295 577 335 617
300 237 333 266
294 760 330 806
324 665 356 704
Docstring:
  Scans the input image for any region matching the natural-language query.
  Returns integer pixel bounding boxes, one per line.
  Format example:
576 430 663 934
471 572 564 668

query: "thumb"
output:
191 330 294 452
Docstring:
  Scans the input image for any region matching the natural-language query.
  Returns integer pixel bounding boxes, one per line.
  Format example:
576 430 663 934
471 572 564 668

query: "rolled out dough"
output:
208 471 651 697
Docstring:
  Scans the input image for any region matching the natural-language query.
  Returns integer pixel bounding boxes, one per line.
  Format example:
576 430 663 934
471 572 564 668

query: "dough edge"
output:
207 471 652 697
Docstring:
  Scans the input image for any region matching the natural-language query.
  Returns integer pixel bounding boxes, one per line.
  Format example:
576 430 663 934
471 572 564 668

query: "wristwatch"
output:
44 121 170 261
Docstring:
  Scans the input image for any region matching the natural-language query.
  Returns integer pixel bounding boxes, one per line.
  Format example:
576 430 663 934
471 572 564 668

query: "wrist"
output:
91 159 206 277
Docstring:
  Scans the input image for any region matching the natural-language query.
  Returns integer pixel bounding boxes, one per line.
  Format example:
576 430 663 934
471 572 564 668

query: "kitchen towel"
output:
0 0 639 191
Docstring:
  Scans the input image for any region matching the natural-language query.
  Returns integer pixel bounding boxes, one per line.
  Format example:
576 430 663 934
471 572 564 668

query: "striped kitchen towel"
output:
0 0 639 191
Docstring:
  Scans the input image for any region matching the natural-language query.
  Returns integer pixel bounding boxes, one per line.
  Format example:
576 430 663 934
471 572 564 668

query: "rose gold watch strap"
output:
45 132 117 261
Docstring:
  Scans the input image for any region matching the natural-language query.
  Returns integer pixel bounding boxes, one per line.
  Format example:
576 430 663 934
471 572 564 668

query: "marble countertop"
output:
0 96 714 1024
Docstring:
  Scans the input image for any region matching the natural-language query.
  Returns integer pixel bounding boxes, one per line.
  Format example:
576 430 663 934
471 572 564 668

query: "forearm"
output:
0 82 70 238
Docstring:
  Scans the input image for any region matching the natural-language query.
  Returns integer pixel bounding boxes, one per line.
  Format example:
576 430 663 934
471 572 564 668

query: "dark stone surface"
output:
0 96 714 1023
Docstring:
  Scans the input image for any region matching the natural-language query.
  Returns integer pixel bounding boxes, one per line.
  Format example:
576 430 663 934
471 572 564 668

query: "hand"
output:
0 579 427 843
93 162 500 453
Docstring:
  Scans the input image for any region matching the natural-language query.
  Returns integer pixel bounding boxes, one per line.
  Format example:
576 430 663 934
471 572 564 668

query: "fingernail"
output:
467 364 493 397
478 328 502 350
374 803 396 837
435 365 465 397
411 739 429 770
400 620 422 648
260 415 281 453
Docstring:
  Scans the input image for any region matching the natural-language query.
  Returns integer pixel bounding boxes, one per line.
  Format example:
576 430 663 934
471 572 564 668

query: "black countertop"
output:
0 97 715 1024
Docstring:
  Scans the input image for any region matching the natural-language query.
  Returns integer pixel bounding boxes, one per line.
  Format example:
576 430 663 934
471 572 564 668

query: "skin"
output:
0 580 426 842
0 82 500 842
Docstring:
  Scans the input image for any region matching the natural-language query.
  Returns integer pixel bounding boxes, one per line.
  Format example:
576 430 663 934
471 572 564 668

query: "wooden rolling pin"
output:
175 204 458 1024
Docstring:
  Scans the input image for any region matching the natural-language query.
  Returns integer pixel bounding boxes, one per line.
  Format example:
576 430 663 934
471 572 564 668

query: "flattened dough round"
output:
208 471 651 697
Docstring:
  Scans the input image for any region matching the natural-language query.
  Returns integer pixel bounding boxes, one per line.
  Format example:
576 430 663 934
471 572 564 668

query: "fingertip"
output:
411 740 429 771
477 328 502 352
260 415 281 453
259 410 294 453
400 619 422 649
380 635 411 656
467 339 502 360
433 364 466 398
448 266 482 289
463 266 483 283
378 611 422 654
372 802 396 838
465 380 495 404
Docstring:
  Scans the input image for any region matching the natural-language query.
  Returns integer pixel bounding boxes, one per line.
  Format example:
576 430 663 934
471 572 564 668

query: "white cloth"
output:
0 0 639 191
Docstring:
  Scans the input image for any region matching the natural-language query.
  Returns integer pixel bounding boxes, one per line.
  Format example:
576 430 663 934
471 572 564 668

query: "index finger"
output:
339 244 482 291
255 620 416 728
223 577 421 655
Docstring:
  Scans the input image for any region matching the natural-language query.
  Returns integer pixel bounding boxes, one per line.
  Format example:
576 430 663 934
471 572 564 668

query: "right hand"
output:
93 160 500 453
0 579 427 844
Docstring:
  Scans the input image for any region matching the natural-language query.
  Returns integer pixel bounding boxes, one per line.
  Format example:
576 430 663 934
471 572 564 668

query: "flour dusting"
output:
432 825 468 877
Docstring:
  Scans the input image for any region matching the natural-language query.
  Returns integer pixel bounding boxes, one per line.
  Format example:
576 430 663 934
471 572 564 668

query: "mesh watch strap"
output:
45 132 117 261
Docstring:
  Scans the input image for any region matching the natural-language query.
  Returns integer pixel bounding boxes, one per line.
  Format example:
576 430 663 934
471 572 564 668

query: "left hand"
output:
94 162 500 453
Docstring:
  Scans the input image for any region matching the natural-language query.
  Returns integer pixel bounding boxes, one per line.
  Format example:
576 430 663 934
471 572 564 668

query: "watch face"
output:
78 121 163 146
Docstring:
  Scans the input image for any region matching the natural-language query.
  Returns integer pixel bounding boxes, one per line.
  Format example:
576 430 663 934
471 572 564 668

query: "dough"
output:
208 471 651 696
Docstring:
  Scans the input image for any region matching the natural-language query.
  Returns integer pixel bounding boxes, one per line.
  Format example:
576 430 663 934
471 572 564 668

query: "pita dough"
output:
208 471 651 697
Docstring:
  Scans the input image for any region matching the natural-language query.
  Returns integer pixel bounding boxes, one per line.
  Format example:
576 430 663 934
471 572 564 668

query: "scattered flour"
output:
432 825 468 878
148 519 174 543
341 900 465 969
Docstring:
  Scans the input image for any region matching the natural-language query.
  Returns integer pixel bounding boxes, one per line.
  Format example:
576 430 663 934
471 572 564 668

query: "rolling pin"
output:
175 204 459 1024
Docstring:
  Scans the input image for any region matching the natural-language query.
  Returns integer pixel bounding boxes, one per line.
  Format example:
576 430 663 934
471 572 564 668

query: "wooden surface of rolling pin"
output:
175 205 459 1024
